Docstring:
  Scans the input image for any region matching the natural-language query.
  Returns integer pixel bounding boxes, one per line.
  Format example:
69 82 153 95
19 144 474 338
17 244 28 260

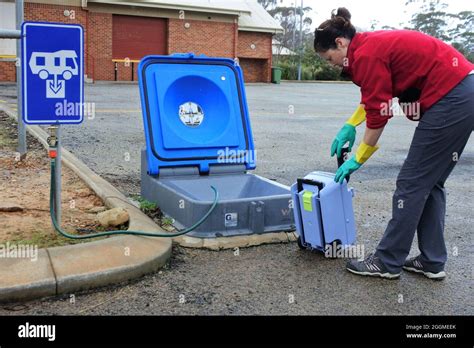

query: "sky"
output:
279 0 474 31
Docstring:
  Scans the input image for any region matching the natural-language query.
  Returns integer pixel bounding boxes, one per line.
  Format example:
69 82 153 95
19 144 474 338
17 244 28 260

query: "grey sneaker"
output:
346 252 400 279
403 256 446 280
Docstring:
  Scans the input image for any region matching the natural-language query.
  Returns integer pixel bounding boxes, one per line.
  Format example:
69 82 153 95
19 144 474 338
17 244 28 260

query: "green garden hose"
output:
49 159 219 239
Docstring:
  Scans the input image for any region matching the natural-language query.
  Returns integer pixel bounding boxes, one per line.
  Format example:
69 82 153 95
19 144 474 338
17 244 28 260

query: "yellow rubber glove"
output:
334 141 379 183
346 104 366 127
355 141 379 164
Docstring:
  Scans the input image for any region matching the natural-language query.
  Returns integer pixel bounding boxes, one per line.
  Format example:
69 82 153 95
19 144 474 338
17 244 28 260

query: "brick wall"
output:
14 3 114 81
25 2 89 73
168 18 235 58
114 61 139 81
237 31 272 59
25 3 87 26
0 62 16 81
88 11 114 80
239 58 267 83
0 4 274 83
237 31 272 82
1 2 89 82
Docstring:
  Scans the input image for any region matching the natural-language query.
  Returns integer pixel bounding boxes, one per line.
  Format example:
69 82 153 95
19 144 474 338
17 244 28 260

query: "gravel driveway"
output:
0 82 472 315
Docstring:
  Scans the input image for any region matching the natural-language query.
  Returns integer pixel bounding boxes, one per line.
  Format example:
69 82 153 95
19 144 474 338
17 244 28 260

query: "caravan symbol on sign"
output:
29 50 79 99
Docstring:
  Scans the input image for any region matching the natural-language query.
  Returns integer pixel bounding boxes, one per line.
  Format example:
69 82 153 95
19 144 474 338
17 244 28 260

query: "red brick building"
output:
0 0 282 83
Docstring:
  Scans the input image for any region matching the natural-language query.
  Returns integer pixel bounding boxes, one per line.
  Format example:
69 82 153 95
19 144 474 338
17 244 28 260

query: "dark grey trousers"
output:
375 74 474 273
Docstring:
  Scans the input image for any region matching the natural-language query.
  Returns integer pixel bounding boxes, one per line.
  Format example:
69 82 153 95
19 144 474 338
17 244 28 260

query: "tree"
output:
257 0 277 10
407 0 451 40
370 20 380 31
406 0 473 62
265 3 345 80
268 5 313 66
447 11 474 61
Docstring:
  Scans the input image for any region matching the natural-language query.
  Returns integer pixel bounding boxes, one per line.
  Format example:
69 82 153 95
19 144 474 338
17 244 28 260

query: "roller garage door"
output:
112 15 167 60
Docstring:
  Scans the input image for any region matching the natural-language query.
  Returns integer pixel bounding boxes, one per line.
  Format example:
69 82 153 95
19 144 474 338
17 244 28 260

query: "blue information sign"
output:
21 22 84 124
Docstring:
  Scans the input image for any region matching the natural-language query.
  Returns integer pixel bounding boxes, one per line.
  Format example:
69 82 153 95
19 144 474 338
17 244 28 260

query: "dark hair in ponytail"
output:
314 8 356 52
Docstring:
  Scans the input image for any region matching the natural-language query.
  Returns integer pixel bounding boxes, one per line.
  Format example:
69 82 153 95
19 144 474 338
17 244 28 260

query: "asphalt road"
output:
0 82 472 315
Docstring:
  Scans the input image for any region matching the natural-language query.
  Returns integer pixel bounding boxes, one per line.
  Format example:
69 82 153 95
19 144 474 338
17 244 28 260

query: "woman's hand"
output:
335 157 361 183
334 126 385 183
331 124 356 158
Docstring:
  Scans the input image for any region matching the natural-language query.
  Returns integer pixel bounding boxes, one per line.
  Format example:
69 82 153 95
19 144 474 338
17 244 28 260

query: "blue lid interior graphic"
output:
139 53 255 175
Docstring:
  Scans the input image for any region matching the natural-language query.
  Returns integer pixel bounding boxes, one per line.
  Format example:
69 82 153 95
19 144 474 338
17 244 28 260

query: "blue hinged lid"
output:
138 53 256 175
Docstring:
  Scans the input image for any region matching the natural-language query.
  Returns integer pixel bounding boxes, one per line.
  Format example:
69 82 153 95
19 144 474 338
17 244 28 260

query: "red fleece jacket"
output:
342 30 474 129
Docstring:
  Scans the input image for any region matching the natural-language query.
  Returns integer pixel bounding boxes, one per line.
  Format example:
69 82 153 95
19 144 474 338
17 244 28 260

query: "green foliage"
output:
132 195 165 223
314 65 342 81
161 217 174 226
135 196 158 214
275 55 343 81
273 44 345 81
139 200 157 214
134 198 174 228
278 61 297 80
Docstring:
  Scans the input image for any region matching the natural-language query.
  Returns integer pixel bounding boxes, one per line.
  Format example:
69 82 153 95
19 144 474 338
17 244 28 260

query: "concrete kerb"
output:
0 104 297 301
174 232 297 250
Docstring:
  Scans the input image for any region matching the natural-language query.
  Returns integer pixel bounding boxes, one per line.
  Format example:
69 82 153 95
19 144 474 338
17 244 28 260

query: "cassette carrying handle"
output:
297 178 324 193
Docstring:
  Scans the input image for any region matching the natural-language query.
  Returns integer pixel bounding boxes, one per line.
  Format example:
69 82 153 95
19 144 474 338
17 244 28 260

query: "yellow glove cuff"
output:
355 141 379 164
346 104 366 127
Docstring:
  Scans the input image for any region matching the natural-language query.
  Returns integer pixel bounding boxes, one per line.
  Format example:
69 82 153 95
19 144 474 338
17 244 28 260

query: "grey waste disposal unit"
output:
138 53 295 238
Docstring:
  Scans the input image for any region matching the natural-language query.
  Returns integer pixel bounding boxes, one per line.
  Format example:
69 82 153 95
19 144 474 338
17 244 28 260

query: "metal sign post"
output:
297 0 303 81
55 126 62 224
46 125 61 224
21 22 84 227
16 0 26 158
0 1 26 158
